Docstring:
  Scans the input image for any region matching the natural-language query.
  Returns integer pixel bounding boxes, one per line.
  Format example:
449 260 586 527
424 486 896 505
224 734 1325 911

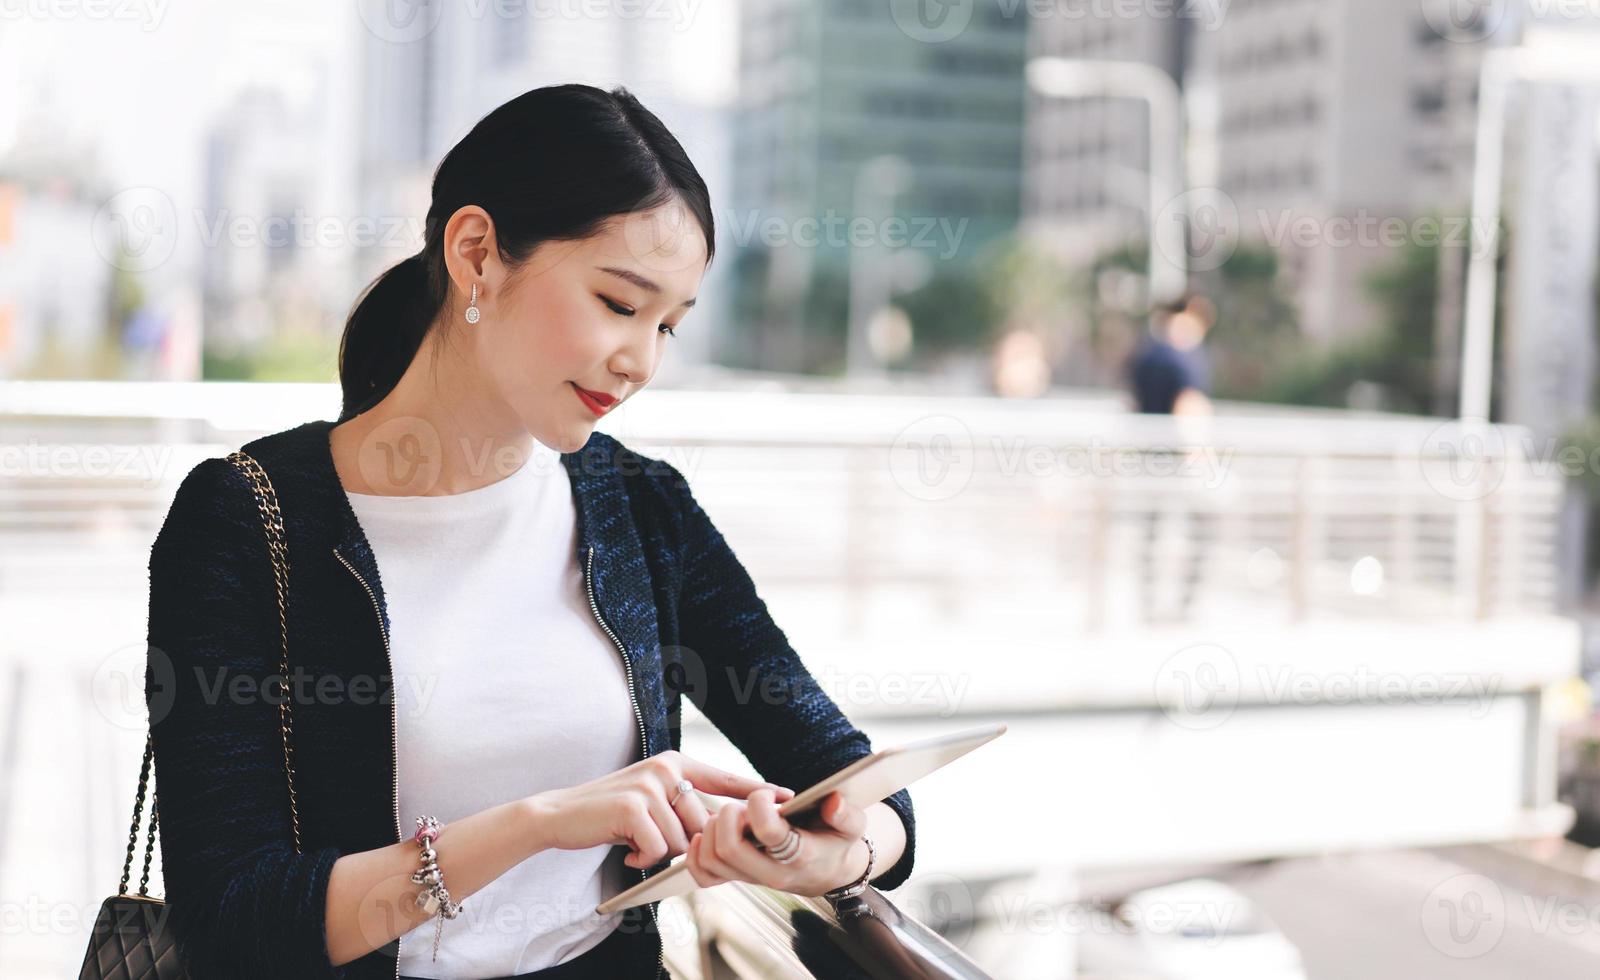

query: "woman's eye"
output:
601 295 675 336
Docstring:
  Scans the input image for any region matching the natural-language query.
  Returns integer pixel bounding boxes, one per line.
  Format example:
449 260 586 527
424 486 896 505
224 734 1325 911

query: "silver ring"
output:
761 828 802 863
669 778 693 806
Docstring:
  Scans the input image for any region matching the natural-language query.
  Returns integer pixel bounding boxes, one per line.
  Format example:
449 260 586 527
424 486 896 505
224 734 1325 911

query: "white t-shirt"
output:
343 439 640 978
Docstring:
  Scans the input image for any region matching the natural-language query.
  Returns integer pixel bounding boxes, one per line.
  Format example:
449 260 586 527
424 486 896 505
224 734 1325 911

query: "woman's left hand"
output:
683 788 869 898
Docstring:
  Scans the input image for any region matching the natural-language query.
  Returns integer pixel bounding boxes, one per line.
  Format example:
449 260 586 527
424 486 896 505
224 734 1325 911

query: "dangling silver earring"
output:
465 283 481 324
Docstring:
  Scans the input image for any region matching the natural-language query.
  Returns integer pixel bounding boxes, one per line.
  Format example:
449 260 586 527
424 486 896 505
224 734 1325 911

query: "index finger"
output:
678 757 792 801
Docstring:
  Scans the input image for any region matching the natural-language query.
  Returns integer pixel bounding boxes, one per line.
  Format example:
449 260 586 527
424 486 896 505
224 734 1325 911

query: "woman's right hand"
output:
528 750 794 869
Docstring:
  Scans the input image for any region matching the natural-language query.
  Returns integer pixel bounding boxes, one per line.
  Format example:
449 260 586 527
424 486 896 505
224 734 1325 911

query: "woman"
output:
145 84 915 980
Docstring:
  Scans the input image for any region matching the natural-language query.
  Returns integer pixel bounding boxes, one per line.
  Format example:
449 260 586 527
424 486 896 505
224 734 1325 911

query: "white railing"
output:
0 380 1570 626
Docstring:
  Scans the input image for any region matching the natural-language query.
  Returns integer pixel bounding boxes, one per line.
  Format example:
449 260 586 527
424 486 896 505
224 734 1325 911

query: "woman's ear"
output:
442 205 501 292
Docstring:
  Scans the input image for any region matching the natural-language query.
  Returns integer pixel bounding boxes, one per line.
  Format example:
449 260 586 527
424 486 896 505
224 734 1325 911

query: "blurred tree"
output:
896 270 999 358
726 247 850 375
977 235 1079 336
25 257 152 379
1257 241 1436 413
724 247 771 370
203 329 336 382
804 265 850 375
1250 216 1509 415
106 264 145 366
1200 245 1305 400
1081 242 1147 390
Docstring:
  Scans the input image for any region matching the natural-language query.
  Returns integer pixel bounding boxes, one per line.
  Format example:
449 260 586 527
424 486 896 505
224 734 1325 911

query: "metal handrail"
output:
664 882 994 980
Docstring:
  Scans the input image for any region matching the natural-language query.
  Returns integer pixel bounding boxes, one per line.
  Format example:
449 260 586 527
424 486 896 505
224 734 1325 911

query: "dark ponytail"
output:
337 84 716 421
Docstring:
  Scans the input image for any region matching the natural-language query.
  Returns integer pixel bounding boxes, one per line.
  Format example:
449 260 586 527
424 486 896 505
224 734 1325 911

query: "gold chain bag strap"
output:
78 451 303 979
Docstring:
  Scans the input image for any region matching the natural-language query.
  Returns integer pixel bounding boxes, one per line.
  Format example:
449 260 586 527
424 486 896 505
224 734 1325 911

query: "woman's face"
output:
462 199 707 454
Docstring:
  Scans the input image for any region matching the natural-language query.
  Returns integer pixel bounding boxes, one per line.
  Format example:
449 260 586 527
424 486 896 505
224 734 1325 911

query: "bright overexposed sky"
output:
2 0 738 191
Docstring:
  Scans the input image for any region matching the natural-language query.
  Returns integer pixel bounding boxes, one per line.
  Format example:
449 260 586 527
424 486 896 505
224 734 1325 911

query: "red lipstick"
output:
572 382 617 416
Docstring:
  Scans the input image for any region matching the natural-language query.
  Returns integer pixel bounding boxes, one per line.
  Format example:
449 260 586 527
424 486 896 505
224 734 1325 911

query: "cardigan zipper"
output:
330 542 660 977
584 544 665 980
333 546 404 980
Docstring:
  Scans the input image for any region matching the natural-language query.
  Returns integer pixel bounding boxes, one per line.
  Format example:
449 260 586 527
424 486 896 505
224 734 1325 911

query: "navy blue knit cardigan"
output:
145 418 915 979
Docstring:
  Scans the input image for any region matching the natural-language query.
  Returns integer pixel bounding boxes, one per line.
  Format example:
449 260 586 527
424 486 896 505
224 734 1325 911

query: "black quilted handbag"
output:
78 451 303 979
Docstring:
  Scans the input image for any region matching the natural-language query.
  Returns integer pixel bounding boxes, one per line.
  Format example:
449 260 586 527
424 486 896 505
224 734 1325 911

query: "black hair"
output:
336 84 715 421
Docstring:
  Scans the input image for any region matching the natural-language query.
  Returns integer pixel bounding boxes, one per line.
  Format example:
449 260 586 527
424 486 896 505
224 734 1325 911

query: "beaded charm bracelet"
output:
409 815 464 962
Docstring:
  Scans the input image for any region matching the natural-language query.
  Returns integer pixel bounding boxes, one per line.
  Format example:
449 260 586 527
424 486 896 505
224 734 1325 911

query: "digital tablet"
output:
594 722 1006 914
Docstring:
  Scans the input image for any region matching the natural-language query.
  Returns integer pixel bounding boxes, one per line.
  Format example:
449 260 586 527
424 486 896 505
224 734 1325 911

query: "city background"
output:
7 0 1600 977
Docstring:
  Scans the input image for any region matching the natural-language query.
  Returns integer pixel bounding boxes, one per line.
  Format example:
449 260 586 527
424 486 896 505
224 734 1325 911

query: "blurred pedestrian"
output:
1127 294 1219 622
1129 295 1215 416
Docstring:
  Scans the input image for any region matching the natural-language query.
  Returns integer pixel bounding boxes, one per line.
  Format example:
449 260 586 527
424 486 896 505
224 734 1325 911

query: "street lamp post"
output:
846 154 913 379
1460 39 1600 421
1456 33 1600 616
1025 56 1188 308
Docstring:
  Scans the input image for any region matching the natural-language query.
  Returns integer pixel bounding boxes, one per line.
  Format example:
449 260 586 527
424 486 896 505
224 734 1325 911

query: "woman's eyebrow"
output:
597 266 697 308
